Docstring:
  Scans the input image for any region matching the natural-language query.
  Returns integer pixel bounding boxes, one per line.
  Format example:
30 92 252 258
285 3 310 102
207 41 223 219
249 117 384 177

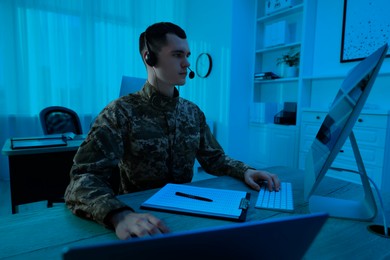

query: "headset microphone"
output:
188 67 195 79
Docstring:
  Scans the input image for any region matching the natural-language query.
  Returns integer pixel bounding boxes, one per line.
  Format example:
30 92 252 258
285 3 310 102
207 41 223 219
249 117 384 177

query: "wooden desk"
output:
0 166 389 259
1 135 85 213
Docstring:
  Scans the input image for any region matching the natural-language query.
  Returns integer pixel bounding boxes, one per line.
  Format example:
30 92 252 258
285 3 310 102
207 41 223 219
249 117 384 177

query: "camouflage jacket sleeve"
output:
64 104 132 228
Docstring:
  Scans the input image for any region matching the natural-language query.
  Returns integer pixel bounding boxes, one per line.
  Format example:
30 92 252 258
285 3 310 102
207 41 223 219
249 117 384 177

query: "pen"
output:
175 191 213 202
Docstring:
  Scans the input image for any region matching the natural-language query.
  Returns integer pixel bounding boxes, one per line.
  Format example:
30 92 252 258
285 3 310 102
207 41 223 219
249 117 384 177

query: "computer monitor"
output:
304 43 388 221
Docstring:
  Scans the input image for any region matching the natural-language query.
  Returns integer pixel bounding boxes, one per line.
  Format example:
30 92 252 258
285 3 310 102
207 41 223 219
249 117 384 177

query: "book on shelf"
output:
255 72 280 80
265 0 299 15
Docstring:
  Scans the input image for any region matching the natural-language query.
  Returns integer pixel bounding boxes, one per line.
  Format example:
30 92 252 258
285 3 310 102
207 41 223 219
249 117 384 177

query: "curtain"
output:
0 0 186 180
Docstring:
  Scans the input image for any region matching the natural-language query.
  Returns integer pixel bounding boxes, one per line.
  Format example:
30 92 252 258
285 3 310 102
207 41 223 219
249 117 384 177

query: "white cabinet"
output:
268 124 298 167
299 109 390 191
249 123 298 169
298 110 327 169
249 124 268 168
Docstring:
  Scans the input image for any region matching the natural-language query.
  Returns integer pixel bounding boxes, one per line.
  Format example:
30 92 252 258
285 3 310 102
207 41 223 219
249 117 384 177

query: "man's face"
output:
153 33 191 86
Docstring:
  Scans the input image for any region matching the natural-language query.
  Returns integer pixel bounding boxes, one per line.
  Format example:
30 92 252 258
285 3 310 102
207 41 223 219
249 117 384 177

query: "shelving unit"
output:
249 0 304 169
251 0 305 115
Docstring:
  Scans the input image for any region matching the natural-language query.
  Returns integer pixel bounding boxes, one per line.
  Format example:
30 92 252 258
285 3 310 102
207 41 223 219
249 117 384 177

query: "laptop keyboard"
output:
255 182 294 212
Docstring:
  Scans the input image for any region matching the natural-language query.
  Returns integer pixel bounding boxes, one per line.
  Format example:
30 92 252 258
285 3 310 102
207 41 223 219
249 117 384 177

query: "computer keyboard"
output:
255 182 294 212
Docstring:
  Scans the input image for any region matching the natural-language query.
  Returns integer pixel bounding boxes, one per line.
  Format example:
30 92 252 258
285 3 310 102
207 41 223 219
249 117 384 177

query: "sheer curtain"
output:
0 0 186 180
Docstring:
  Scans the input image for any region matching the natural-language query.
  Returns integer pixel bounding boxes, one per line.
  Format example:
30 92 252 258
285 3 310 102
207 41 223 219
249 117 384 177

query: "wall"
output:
182 0 255 162
181 0 233 151
227 0 255 161
309 0 390 110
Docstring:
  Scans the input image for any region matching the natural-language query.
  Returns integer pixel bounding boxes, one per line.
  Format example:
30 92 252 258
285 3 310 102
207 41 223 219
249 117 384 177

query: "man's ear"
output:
142 51 148 64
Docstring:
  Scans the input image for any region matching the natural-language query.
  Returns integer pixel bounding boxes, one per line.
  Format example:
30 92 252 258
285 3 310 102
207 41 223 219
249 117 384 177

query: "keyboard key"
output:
255 182 294 212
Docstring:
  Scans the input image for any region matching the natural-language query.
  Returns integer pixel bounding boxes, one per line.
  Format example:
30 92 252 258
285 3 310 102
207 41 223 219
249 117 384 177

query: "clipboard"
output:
141 183 251 222
10 136 68 150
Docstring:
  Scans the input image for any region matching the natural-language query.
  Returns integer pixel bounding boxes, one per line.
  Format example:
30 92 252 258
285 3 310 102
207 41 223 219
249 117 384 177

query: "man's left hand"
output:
244 169 280 192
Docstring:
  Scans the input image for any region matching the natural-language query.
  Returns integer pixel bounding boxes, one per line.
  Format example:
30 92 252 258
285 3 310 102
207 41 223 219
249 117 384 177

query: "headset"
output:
144 32 158 67
144 32 195 79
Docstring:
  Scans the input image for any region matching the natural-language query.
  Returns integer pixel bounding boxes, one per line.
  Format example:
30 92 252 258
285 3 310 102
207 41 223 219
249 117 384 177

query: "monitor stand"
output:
308 131 378 221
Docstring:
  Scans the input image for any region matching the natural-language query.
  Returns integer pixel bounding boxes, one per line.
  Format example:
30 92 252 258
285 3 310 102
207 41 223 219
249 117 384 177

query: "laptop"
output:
62 213 327 260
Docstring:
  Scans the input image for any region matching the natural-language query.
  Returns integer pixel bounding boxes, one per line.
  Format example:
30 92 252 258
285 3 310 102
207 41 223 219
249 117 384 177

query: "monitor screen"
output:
304 43 388 200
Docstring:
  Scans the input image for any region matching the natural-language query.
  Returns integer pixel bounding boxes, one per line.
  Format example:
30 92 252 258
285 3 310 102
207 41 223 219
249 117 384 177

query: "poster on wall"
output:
341 0 390 62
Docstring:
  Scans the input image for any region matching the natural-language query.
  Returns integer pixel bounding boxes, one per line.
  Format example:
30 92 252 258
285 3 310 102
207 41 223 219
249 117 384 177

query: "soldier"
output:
65 22 280 240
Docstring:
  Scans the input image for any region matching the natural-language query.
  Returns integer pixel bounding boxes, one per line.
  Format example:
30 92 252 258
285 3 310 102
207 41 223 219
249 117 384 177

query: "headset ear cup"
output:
145 51 157 67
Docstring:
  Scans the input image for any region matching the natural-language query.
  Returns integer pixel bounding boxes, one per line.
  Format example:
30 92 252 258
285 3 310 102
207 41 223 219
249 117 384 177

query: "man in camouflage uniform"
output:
65 22 280 240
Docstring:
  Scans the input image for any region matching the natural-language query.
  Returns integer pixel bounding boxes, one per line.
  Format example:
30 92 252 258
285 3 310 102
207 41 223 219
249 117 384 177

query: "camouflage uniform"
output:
65 82 252 227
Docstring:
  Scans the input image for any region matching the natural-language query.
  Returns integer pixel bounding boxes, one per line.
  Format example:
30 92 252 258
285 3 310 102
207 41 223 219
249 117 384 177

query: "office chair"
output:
39 106 83 135
38 106 83 207
89 76 146 129
119 76 146 96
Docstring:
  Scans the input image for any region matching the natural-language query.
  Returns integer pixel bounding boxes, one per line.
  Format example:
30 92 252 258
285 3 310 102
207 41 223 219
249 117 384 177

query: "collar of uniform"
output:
142 81 179 111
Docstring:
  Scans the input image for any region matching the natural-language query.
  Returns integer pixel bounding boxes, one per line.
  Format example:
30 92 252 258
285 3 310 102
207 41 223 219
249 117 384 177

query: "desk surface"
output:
1 135 85 156
0 166 389 259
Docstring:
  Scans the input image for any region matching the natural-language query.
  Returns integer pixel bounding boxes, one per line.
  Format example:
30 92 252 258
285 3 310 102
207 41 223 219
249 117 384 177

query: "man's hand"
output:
110 210 170 240
244 169 280 192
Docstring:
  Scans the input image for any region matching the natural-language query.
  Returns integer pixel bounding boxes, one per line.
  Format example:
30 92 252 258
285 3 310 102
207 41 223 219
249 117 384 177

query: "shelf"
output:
254 77 299 84
302 75 345 80
257 4 304 23
256 42 301 54
249 122 298 129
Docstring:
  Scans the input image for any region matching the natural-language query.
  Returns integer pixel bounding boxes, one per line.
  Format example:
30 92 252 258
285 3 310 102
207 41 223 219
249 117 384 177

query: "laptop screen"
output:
63 213 327 260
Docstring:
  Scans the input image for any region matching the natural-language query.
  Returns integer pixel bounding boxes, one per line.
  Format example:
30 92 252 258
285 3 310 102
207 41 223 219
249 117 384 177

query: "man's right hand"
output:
110 210 170 240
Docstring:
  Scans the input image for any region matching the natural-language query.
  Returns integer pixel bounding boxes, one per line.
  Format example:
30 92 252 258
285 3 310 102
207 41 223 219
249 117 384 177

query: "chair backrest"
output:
119 76 146 96
39 106 83 135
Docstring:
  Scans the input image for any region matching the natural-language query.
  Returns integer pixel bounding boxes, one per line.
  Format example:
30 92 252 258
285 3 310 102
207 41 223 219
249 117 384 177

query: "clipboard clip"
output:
239 198 250 210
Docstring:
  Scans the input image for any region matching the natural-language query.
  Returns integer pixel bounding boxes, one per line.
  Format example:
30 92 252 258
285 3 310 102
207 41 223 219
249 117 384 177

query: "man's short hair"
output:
139 22 187 57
